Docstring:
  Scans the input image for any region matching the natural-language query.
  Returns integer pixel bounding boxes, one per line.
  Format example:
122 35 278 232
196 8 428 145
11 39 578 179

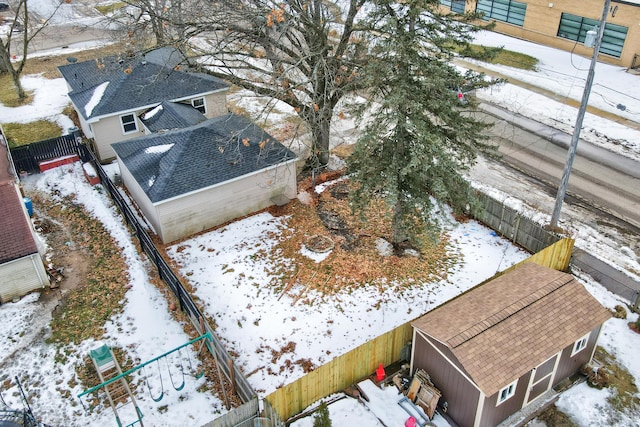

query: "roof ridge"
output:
148 130 192 200
447 274 572 348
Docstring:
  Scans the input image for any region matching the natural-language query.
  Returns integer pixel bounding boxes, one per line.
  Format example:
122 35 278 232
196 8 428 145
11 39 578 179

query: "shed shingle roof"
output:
112 113 297 203
58 47 228 120
0 183 38 264
412 262 611 396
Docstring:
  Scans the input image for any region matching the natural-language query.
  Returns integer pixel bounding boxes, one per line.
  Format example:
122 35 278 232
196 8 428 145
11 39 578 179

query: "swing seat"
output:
90 344 115 372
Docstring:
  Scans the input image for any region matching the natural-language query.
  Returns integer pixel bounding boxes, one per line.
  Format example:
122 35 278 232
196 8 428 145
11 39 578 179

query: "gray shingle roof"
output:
140 101 207 132
112 114 297 203
412 262 611 396
58 47 228 120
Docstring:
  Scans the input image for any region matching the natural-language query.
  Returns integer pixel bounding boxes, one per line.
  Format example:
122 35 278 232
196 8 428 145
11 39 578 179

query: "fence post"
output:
632 290 640 314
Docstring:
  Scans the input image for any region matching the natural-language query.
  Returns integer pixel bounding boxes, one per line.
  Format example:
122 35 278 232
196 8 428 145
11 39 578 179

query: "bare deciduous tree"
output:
182 0 371 168
0 0 62 99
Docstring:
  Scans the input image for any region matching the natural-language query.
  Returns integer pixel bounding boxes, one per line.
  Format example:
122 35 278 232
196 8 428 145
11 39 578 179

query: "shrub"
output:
313 402 332 427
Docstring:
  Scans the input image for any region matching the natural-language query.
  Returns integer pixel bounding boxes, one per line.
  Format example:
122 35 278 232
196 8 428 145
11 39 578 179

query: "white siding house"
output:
58 47 229 162
112 114 297 244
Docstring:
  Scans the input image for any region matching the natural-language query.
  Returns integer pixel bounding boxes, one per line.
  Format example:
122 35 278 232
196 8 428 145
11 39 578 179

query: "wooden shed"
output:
410 262 611 427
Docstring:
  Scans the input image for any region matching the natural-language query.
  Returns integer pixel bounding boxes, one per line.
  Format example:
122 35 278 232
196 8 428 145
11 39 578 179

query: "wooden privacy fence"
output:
476 192 561 254
266 238 575 421
201 398 282 427
10 133 82 173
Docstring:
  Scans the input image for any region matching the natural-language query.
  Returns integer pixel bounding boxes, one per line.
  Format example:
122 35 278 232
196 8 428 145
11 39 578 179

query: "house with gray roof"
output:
112 114 298 244
59 47 229 162
410 262 611 427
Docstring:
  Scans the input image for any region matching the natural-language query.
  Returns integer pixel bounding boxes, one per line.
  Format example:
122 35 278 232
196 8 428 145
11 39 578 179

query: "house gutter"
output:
85 87 230 123
152 157 298 206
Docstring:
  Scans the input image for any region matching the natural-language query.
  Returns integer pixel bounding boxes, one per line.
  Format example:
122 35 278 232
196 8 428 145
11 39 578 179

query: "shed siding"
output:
553 327 602 386
0 254 49 303
156 162 297 243
412 333 479 427
533 354 557 382
480 371 532 427
458 1 640 68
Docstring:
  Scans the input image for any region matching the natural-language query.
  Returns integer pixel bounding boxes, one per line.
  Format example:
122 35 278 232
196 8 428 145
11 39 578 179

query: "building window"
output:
476 0 526 27
192 98 206 114
120 113 138 134
571 333 590 356
497 380 517 405
557 13 627 58
440 0 465 13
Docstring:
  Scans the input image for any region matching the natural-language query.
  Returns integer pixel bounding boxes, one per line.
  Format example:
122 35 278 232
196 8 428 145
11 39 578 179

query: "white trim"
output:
120 113 138 134
523 351 561 407
473 392 486 427
409 328 417 374
152 157 298 206
29 253 50 287
414 330 481 392
496 380 518 406
522 367 536 407
85 87 229 123
589 328 603 362
571 333 590 357
171 87 228 104
191 97 207 114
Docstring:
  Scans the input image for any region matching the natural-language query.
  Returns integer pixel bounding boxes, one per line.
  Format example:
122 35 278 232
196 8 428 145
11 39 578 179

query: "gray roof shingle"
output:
58 47 228 120
140 101 208 132
112 113 297 203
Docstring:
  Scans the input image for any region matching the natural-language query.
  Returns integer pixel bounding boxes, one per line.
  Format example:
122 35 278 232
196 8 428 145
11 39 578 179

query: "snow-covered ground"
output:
1 2 640 426
0 165 226 427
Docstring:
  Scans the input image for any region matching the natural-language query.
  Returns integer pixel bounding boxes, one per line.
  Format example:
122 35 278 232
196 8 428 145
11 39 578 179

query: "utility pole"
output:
550 0 611 228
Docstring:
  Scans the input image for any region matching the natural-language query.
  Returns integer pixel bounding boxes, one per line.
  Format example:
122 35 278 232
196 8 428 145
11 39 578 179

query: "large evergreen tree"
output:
347 0 499 249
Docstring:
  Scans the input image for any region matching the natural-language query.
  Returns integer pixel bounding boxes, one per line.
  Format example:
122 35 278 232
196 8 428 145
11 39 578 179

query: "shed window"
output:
557 13 627 58
571 333 590 356
120 113 138 134
192 98 206 114
476 0 526 27
497 380 517 405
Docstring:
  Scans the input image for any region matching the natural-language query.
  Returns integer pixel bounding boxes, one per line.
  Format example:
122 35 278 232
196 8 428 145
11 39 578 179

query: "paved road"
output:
477 102 640 231
14 25 116 57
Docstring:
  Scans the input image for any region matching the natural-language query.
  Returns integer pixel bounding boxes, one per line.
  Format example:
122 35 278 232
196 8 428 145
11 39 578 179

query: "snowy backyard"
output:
1 2 640 426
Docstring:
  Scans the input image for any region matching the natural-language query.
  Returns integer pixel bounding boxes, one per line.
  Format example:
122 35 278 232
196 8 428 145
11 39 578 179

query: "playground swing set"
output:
78 332 210 427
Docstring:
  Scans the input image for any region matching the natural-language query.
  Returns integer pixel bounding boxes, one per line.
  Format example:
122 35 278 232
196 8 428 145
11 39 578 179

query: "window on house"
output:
497 380 517 405
476 0 526 27
571 333 590 356
192 98 206 114
120 113 138 134
557 13 627 58
439 0 465 13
